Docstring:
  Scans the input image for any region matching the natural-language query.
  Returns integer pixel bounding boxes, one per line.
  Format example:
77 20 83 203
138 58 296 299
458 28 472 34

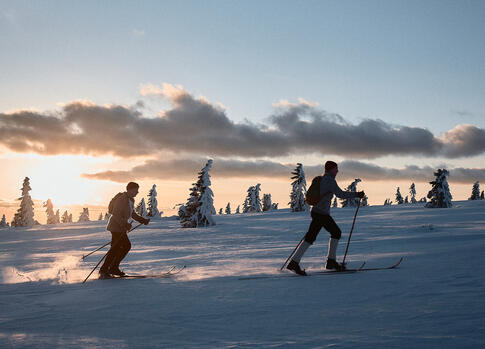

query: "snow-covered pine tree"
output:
409 183 417 204
0 214 7 228
147 185 161 219
395 187 404 204
55 210 60 224
242 188 252 213
136 198 148 217
98 213 103 221
469 181 480 200
225 203 231 215
332 197 338 208
426 169 453 208
271 203 279 210
218 208 223 215
235 205 240 214
180 159 216 228
12 177 35 227
419 197 427 203
68 213 73 222
404 196 409 204
362 195 368 207
289 163 308 212
243 184 263 213
43 199 56 224
78 208 90 222
384 198 392 206
263 194 272 212
481 190 485 200
341 179 361 208
61 210 69 223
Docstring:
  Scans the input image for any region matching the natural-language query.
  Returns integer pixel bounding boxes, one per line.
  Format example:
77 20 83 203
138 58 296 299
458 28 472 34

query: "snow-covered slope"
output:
1 201 484 348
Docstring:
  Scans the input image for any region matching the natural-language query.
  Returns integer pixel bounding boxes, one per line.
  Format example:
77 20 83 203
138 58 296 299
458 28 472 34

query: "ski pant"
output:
304 211 342 244
100 231 131 273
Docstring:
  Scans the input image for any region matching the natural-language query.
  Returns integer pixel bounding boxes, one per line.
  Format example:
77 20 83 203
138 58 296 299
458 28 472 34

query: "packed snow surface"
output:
1 201 484 348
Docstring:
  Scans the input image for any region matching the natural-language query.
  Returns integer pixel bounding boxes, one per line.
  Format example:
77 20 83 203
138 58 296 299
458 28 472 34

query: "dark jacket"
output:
107 192 145 233
312 174 358 215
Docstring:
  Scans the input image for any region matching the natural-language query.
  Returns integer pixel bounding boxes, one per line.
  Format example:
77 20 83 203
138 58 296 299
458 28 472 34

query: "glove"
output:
357 191 365 199
143 218 150 225
125 222 132 232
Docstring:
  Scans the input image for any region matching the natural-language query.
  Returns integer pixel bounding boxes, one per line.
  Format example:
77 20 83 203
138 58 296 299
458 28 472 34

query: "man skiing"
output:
99 182 150 279
287 161 364 275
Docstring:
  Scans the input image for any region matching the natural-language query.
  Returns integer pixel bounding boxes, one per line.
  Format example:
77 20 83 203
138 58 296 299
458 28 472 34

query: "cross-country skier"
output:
99 182 150 279
287 161 364 275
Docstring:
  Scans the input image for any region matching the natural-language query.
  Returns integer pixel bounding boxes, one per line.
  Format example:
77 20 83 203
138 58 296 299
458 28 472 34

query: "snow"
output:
1 200 485 348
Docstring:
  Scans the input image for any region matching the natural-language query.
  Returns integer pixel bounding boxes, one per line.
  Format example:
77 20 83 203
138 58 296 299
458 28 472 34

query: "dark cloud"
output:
82 157 485 184
1 84 485 159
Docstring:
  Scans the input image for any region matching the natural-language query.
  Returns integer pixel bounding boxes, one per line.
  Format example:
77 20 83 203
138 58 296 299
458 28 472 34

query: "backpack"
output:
305 176 323 206
108 193 124 214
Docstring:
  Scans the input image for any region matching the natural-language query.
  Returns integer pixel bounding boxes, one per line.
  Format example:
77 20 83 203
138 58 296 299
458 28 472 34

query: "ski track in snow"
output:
1 200 485 348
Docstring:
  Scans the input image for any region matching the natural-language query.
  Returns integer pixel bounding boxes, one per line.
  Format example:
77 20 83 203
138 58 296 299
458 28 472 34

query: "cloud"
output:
82 157 485 184
1 83 485 159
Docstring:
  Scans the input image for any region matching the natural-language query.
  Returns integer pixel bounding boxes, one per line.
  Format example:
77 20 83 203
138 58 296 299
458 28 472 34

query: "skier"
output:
287 161 364 275
99 182 150 279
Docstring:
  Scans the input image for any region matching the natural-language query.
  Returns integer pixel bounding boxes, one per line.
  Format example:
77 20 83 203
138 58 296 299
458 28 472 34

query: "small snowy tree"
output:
61 210 70 223
98 213 103 221
218 208 223 215
263 194 273 212
43 199 56 224
243 184 263 213
341 179 361 208
68 213 73 223
55 209 60 224
469 181 480 200
419 197 427 203
12 177 35 227
332 197 338 208
289 163 308 212
426 169 453 208
409 183 417 204
481 190 485 200
147 185 161 219
78 208 90 222
384 198 392 206
395 187 404 204
235 205 240 214
136 198 148 217
180 159 216 228
0 214 7 228
271 203 279 210
225 203 231 215
404 196 409 204
362 195 368 207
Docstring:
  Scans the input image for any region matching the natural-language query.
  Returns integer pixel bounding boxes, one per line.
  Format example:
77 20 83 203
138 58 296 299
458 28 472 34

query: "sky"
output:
1 0 484 223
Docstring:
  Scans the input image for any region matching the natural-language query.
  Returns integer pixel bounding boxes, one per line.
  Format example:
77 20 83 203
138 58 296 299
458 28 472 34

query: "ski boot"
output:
108 266 126 277
98 270 114 279
287 260 307 276
325 258 347 272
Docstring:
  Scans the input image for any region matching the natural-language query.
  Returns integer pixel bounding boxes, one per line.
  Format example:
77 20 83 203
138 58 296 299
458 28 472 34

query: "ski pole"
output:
81 223 143 261
342 199 361 266
280 234 305 270
81 223 144 284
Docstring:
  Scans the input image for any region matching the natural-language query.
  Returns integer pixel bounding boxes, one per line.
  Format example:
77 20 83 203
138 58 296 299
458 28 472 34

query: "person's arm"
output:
132 211 149 225
331 180 359 199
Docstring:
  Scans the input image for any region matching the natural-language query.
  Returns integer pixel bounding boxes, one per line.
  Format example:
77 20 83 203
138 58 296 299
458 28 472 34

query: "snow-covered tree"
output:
78 208 90 222
0 214 7 228
225 203 231 215
332 197 338 208
395 187 404 204
409 183 417 204
426 169 453 208
11 177 35 227
180 159 216 228
218 208 223 215
55 209 60 224
235 205 240 214
98 213 103 221
362 195 368 207
243 184 263 213
419 197 427 203
271 203 279 210
404 196 409 204
43 199 56 224
147 185 161 219
384 198 392 206
263 194 273 212
469 181 480 200
68 213 73 222
341 179 361 208
136 198 148 217
289 163 308 212
61 210 70 223
481 190 485 200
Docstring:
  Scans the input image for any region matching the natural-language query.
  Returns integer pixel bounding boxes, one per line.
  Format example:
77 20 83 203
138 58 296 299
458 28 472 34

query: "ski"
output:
238 258 402 281
117 265 186 279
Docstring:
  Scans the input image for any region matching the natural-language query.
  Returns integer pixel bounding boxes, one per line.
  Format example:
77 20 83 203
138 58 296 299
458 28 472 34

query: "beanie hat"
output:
324 161 338 172
126 182 139 191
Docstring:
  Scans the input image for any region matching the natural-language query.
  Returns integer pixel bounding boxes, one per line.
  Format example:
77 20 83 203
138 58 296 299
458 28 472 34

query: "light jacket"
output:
107 192 145 233
312 174 358 215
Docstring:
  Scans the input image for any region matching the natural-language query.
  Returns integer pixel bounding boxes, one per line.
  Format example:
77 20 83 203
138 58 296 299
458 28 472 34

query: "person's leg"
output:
110 233 131 271
100 232 121 274
320 216 345 270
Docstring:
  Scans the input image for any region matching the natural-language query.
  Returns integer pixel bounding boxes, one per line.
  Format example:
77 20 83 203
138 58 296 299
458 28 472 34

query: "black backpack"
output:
305 176 322 206
108 193 124 215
